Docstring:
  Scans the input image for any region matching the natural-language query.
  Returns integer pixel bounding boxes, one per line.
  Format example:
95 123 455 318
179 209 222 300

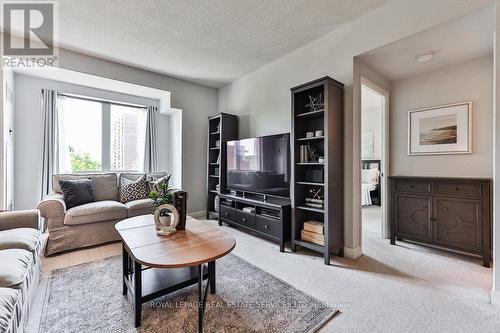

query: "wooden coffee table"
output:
115 215 236 332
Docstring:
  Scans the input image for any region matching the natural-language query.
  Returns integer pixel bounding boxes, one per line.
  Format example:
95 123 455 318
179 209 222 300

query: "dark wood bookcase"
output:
206 113 238 219
290 76 344 265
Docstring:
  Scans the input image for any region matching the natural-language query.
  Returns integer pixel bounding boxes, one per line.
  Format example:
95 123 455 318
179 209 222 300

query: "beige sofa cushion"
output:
0 249 31 289
64 201 127 226
52 173 118 201
0 228 41 255
125 198 155 211
0 288 20 333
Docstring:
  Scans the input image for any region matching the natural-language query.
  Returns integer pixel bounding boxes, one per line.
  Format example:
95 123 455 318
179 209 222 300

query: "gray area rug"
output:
37 254 338 332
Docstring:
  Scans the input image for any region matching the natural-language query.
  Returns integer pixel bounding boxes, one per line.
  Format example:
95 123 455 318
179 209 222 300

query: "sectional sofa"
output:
0 210 41 333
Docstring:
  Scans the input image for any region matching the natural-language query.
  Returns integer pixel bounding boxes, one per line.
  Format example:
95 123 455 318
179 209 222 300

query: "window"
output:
110 105 147 172
58 95 147 173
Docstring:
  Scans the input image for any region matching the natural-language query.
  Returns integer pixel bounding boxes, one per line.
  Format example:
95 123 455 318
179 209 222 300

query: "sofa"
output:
38 172 173 255
0 210 41 333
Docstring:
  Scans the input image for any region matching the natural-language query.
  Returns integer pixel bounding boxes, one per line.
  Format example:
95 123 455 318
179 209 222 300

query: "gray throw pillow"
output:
59 179 95 209
147 174 171 194
120 175 148 203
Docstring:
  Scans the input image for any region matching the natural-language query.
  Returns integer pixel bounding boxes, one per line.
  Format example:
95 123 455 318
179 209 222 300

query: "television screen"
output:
226 133 290 197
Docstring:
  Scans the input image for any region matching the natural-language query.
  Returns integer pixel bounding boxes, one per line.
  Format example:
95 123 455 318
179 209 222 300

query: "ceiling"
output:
33 0 389 88
358 6 495 81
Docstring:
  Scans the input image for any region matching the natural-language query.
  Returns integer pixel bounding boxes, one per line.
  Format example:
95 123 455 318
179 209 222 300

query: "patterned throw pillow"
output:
147 175 171 194
120 175 148 203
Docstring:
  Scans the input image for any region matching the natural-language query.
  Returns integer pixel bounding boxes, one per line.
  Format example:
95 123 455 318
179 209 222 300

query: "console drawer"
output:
395 180 431 194
435 181 482 197
236 210 255 229
220 205 235 221
255 215 280 239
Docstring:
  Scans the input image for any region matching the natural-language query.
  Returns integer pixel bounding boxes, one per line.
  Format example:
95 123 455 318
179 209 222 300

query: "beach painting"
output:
419 115 457 145
408 102 472 155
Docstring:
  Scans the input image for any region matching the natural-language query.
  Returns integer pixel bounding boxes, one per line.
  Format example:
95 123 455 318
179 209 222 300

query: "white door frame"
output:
361 76 390 239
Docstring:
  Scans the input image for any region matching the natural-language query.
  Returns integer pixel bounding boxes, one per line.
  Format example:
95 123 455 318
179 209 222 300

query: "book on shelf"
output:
304 202 323 209
301 229 325 246
305 198 324 204
303 220 323 234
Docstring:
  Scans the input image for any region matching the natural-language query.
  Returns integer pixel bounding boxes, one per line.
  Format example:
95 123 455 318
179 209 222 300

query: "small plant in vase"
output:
149 180 178 234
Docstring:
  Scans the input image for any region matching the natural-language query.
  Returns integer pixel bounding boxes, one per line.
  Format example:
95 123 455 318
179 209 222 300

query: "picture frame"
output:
408 101 472 155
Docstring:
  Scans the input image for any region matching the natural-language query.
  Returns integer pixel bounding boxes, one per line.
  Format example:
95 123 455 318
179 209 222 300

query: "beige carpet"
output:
32 207 500 332
213 206 499 332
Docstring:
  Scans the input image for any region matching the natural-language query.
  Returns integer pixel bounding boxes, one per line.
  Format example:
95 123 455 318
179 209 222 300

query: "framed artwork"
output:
408 102 472 155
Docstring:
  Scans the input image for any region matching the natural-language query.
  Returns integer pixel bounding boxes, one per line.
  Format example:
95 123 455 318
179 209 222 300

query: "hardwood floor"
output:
41 240 121 274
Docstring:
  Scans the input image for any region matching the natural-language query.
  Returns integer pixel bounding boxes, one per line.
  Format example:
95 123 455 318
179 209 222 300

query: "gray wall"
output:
15 49 218 213
492 0 500 305
390 56 493 177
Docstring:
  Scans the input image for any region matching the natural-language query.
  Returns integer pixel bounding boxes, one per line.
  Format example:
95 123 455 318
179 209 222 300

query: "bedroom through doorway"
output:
361 79 388 240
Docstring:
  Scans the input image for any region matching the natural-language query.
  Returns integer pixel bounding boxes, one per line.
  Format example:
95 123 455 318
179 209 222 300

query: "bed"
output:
361 160 381 206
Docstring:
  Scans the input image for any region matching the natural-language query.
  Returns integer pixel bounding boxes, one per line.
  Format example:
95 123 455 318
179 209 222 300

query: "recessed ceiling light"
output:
416 52 434 63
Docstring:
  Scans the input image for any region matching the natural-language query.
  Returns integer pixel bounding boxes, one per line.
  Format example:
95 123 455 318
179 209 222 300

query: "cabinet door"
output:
395 194 432 241
433 197 482 251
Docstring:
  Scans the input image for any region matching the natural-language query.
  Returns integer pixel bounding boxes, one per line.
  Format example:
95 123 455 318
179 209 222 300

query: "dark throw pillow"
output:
120 175 148 203
59 178 95 209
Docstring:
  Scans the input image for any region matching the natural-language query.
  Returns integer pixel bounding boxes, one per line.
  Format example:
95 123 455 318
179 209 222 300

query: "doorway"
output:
360 78 389 239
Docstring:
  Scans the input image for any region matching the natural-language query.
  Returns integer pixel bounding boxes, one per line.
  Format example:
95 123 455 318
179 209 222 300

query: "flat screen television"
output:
226 133 290 198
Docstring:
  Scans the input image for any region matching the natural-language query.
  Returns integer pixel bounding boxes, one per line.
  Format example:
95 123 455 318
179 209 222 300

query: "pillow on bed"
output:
362 168 380 183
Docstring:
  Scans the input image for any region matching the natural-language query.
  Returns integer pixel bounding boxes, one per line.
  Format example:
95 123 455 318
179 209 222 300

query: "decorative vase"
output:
215 196 220 212
158 213 171 227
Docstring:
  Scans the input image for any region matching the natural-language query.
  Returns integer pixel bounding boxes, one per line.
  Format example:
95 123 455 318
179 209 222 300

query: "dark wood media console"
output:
217 193 291 252
389 176 492 267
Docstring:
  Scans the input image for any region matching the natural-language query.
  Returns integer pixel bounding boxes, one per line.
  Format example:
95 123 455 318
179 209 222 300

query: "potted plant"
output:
149 180 174 229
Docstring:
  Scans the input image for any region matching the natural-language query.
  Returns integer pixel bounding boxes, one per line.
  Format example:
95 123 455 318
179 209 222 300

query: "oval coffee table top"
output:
115 215 236 268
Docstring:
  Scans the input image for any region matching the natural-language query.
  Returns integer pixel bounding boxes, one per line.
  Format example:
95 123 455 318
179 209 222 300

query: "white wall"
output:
492 0 500 305
218 0 492 254
14 74 165 210
390 56 493 177
12 48 218 213
362 106 382 160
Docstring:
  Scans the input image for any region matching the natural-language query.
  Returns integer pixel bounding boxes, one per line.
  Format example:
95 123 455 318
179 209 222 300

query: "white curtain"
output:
40 89 60 198
144 106 158 173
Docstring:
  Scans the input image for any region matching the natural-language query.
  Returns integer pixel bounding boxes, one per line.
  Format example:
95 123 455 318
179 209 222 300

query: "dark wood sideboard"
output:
389 176 492 267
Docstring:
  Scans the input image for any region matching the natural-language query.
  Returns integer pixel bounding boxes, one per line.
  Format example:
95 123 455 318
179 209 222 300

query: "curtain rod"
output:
57 92 148 109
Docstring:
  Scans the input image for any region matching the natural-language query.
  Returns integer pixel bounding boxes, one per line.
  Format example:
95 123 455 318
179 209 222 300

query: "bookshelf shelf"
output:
296 136 324 141
206 113 238 219
296 206 324 214
296 181 324 186
295 109 324 118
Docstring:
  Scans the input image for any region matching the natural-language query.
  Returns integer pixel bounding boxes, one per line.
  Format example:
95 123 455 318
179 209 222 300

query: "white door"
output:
361 77 390 238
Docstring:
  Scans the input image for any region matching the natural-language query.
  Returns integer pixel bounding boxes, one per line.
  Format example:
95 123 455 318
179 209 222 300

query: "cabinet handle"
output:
409 185 415 188
455 187 460 191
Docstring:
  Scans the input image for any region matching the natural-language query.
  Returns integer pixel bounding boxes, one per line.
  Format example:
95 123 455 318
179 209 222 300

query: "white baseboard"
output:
343 246 362 259
188 210 206 219
491 289 500 305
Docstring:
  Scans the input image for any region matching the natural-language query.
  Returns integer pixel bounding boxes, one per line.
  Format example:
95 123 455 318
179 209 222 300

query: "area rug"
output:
36 254 338 332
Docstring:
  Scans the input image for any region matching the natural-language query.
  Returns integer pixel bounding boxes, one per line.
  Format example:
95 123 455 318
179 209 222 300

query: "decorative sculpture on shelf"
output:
305 93 324 112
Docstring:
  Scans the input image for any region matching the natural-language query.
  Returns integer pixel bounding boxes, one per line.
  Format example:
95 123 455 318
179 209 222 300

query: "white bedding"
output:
361 168 380 206
362 182 377 206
